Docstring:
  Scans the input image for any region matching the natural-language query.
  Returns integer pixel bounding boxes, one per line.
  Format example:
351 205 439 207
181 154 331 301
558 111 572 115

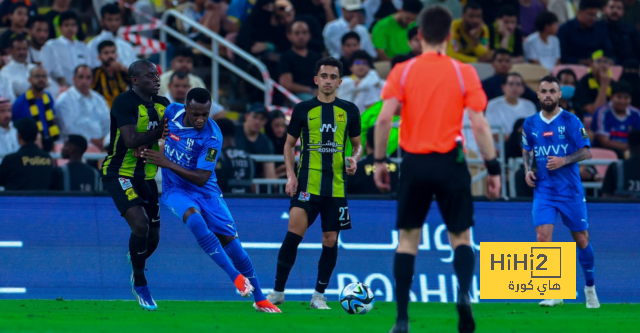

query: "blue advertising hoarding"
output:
1 197 638 303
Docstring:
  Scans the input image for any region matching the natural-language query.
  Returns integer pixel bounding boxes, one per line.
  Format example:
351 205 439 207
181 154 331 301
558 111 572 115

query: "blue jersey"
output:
161 103 223 197
522 109 590 201
591 103 640 144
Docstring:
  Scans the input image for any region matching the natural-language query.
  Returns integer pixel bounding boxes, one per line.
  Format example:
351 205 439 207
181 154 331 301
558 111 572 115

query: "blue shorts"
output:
162 190 237 237
532 197 588 232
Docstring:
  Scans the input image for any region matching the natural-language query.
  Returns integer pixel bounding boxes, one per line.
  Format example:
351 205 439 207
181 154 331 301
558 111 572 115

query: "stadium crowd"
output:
0 0 638 199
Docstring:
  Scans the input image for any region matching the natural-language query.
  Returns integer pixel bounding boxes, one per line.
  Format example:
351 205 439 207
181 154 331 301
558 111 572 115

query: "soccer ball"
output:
339 282 375 315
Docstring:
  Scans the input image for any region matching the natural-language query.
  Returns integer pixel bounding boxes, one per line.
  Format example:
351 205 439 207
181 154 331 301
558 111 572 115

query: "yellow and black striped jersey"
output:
102 90 170 180
287 97 361 197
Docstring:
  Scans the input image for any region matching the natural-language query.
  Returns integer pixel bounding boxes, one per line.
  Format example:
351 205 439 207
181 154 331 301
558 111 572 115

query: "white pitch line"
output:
0 241 22 247
0 288 26 293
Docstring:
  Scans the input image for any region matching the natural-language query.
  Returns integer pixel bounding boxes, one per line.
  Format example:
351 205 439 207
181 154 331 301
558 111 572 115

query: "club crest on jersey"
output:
581 128 588 139
337 112 345 123
298 191 310 202
543 131 554 137
118 178 132 190
558 126 565 139
205 148 218 162
186 138 195 151
169 133 180 141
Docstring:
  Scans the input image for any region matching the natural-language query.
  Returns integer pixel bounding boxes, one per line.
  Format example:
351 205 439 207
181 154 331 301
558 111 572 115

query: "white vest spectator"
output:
0 98 18 164
55 86 110 143
41 36 90 85
87 31 137 69
28 46 43 65
337 69 385 113
0 76 15 103
0 61 60 98
485 96 537 138
323 17 377 59
523 32 561 72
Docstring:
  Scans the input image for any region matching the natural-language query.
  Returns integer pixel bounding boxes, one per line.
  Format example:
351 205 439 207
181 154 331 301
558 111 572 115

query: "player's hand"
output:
141 148 170 168
133 146 146 158
525 170 536 188
486 175 501 200
285 176 298 197
546 156 566 170
346 157 357 175
161 118 169 140
374 162 391 193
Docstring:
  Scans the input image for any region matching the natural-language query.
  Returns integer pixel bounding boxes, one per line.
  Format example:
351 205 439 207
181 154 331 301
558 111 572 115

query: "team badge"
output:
337 112 345 123
543 131 553 137
126 188 138 201
298 191 310 202
558 126 566 139
118 178 132 190
581 128 588 139
169 133 180 141
205 148 218 162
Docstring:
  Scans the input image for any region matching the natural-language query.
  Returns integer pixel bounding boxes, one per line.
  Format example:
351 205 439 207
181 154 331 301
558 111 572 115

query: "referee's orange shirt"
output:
381 52 488 154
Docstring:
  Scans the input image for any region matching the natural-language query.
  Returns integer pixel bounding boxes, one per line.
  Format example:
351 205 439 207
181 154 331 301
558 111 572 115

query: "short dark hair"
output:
539 75 560 86
173 47 194 60
535 12 558 32
366 126 375 150
612 81 633 96
286 20 308 34
15 118 38 143
169 71 189 84
216 118 236 138
58 11 78 26
556 68 577 82
502 72 524 85
128 59 156 79
419 6 452 45
100 3 121 19
186 87 211 105
492 48 511 61
402 0 423 14
10 1 28 14
28 15 47 28
407 26 418 40
314 56 343 77
463 1 482 13
498 5 518 19
579 0 603 11
98 40 116 53
349 50 373 68
73 64 92 76
67 134 88 155
341 31 360 45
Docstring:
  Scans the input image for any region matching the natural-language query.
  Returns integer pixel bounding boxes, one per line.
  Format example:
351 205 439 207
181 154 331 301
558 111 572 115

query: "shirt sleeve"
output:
286 103 305 138
461 63 488 112
523 38 536 61
371 22 387 51
11 97 28 121
601 161 617 195
521 119 533 151
348 105 361 138
197 135 222 171
571 114 591 149
591 109 606 135
380 63 403 102
111 95 137 128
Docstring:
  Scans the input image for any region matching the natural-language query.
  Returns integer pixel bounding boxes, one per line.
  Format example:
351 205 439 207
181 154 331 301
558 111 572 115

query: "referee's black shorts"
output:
397 150 474 233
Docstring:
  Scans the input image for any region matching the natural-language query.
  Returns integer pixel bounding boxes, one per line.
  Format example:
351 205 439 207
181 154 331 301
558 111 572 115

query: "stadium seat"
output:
589 147 618 177
511 63 550 91
552 65 589 80
470 62 495 81
374 61 391 80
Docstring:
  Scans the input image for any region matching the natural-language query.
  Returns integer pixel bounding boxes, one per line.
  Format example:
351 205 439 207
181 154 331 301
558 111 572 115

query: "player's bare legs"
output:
535 224 564 307
310 231 339 310
270 207 308 305
572 230 599 308
123 205 157 310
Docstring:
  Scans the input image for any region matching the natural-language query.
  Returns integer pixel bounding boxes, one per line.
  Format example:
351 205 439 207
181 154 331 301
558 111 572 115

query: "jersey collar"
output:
172 109 193 130
539 108 564 125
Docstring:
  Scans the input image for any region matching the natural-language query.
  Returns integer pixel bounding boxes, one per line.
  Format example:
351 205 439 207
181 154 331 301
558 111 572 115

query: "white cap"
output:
341 0 363 11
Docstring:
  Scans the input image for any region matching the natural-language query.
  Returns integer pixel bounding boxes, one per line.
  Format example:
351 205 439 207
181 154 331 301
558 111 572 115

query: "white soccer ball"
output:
339 282 375 315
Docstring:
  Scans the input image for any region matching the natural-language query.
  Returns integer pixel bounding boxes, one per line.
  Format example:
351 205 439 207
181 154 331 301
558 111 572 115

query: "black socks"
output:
274 231 303 292
394 253 416 322
129 233 148 286
315 244 338 293
453 245 475 299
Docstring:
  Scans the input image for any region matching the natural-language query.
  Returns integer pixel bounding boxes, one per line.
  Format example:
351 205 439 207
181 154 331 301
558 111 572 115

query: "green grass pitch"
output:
0 300 637 333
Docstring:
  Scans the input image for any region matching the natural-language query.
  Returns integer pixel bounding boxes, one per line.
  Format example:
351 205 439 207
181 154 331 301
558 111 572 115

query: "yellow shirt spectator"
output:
447 18 490 63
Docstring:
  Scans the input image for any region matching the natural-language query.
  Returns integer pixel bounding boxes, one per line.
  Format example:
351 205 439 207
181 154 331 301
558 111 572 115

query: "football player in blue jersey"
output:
141 88 281 313
522 75 600 309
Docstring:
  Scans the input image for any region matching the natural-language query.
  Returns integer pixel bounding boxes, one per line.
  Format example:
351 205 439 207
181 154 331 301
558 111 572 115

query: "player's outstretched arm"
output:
119 119 167 149
141 148 212 187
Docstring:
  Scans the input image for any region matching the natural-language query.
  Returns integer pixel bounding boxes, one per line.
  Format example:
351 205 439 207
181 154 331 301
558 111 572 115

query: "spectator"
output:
391 26 422 68
0 98 19 163
604 0 640 66
482 49 540 106
215 118 254 194
337 50 385 113
591 82 640 157
0 0 37 28
363 0 403 28
486 73 537 142
226 0 257 32
421 0 462 19
292 0 337 25
165 71 225 119
87 3 136 69
55 65 110 149
41 11 90 88
602 129 640 198
347 126 398 194
52 135 101 192
504 117 527 161
91 40 129 108
558 0 614 65
264 109 287 177
278 20 323 101
0 118 54 190
575 50 616 115
339 32 361 76
1 36 59 98
44 0 86 41
557 68 581 118
371 0 422 60
27 15 49 66
622 0 640 29
620 59 640 109
181 0 229 37
447 2 493 63
524 12 561 72
0 76 13 104
323 0 377 60
488 6 524 62
519 0 546 36
11 66 60 152
0 2 29 55
235 103 275 180
158 47 206 96
478 0 520 26
548 0 578 25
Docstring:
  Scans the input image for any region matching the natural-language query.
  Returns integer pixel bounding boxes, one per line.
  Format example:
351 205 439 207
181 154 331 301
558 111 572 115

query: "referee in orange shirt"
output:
374 6 502 333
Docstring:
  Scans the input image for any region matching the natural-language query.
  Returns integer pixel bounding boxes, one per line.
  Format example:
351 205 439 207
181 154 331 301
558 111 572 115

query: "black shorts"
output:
290 192 352 232
102 177 160 227
397 150 474 233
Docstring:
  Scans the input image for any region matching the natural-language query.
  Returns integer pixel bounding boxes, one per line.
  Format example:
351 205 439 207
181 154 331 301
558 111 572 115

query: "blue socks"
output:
577 243 595 287
186 214 240 282
224 239 266 302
